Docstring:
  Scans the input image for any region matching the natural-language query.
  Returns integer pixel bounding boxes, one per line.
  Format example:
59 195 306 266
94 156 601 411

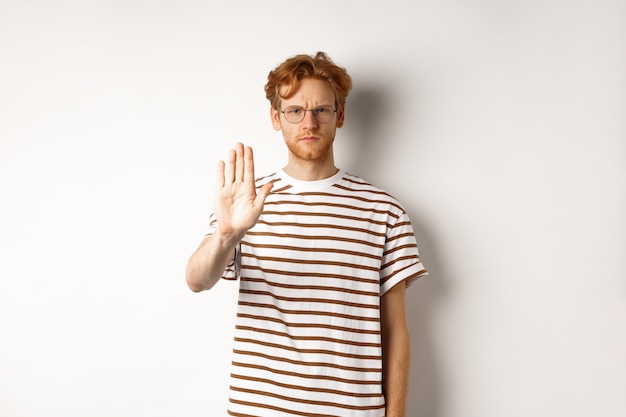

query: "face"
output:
270 78 345 165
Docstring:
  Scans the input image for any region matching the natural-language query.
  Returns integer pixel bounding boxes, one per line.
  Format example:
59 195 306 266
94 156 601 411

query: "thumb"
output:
254 182 274 207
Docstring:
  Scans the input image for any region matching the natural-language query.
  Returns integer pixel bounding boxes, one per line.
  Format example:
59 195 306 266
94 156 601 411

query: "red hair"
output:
264 52 352 110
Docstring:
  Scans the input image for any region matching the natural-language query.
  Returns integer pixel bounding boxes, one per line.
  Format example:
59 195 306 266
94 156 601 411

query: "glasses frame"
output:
280 105 337 124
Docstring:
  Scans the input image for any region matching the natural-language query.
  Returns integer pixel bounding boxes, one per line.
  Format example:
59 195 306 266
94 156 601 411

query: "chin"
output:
287 139 334 162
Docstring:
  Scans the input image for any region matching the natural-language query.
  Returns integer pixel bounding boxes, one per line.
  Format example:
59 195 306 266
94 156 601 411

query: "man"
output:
186 52 427 417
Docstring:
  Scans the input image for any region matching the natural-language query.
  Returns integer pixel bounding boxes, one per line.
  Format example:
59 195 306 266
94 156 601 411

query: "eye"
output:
315 106 331 114
285 106 303 115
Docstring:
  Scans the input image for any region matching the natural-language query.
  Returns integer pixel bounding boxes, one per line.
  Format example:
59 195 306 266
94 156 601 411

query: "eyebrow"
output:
284 103 334 108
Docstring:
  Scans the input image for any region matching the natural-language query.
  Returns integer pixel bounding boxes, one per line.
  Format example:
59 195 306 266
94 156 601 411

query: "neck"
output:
284 156 338 181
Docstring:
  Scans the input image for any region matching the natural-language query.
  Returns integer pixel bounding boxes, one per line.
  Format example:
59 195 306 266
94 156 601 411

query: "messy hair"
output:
264 51 352 110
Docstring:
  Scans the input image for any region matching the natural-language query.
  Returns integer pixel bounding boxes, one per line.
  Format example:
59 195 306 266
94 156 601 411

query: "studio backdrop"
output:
1 1 624 416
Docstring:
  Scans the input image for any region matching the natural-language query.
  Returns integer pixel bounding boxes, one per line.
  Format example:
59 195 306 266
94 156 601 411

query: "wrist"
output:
212 228 245 247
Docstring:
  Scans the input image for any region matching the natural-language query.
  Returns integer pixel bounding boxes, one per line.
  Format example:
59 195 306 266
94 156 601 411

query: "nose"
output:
301 109 319 129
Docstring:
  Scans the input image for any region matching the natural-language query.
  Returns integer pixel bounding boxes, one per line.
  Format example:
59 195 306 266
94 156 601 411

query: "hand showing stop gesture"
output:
214 143 273 238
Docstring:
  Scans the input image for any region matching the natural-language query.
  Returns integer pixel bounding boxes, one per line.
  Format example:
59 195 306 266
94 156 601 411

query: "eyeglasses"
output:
280 105 337 124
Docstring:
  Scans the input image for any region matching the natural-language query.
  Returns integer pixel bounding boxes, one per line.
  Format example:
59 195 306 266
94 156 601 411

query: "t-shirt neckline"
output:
280 168 344 192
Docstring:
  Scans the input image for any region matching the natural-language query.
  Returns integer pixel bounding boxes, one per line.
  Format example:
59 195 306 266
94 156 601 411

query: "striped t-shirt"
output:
209 169 427 417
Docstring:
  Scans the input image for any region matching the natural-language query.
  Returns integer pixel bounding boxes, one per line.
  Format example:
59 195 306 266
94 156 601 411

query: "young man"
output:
186 52 427 417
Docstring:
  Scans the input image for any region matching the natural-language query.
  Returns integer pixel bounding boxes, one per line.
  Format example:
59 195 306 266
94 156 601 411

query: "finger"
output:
216 160 225 188
224 148 236 184
243 145 255 183
235 142 245 182
254 182 274 207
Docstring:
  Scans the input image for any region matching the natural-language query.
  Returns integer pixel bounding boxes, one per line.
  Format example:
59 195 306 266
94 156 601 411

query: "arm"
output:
185 230 242 292
381 281 411 417
185 143 273 292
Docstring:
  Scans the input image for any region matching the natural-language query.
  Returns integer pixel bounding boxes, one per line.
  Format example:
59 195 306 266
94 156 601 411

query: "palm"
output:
214 143 272 236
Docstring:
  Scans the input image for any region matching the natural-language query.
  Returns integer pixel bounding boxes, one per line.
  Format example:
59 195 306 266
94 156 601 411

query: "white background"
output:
1 1 624 416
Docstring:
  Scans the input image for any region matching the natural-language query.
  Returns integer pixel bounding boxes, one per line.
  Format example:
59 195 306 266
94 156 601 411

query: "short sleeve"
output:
206 212 240 281
379 210 428 295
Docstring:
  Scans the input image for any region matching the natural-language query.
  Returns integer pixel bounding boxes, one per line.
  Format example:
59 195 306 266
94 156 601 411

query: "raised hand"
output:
214 143 273 238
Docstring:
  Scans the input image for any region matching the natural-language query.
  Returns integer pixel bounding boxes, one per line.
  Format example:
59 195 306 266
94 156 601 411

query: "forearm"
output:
381 283 411 417
185 231 242 292
383 325 410 417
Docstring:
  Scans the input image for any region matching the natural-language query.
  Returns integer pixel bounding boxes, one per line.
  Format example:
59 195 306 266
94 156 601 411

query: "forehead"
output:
280 78 336 106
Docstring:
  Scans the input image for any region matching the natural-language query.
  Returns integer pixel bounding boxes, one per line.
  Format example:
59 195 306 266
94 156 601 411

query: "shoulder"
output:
335 172 406 213
337 172 388 194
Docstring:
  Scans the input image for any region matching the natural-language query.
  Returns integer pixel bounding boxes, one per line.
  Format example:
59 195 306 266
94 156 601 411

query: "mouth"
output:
299 135 320 142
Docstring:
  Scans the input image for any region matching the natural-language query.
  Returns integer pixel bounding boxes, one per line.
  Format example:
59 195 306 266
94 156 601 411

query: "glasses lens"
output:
314 106 335 123
283 106 303 123
282 106 336 123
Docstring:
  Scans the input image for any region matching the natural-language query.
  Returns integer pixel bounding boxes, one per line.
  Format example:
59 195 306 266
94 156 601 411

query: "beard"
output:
285 135 335 163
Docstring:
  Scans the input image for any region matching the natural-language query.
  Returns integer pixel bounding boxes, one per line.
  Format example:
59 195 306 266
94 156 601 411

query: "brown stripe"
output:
382 254 420 271
231 361 382 385
242 253 380 274
340 176 374 187
244 241 382 260
230 386 385 411
233 350 382 373
241 276 379 296
381 265 427 286
392 220 413 229
236 313 381 335
238 301 379 322
265 199 394 216
238 289 379 310
227 410 258 417
255 173 279 183
244 231 384 249
234 337 381 361
235 325 381 348
228 398 337 417
383 243 418 257
259 213 387 227
240 266 380 286
386 231 416 243
257 219 387 238
231 373 383 398
330 185 404 211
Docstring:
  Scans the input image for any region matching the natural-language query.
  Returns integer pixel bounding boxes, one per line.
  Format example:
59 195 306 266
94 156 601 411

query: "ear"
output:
336 105 345 128
270 106 281 131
